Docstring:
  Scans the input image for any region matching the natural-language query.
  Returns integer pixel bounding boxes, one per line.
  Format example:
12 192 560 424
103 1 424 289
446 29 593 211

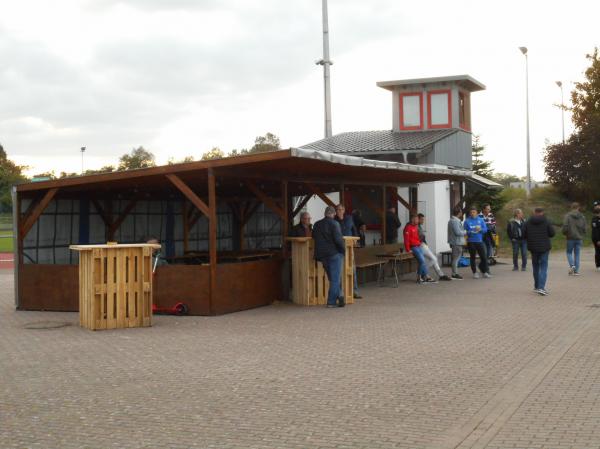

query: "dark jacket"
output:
312 217 345 261
593 216 600 243
335 214 357 237
289 223 312 237
507 218 526 241
385 211 401 242
524 215 555 253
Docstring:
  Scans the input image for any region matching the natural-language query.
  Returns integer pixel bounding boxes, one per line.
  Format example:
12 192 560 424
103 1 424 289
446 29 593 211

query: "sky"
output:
0 0 598 180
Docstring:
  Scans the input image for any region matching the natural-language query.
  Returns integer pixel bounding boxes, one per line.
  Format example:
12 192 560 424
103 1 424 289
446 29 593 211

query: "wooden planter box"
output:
70 244 159 330
288 237 359 306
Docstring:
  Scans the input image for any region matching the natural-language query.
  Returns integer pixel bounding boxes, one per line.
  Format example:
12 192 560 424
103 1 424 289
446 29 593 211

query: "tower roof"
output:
376 75 486 92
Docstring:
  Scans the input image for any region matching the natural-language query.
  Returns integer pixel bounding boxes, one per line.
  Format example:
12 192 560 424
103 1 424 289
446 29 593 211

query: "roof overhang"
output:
468 173 503 190
377 75 486 92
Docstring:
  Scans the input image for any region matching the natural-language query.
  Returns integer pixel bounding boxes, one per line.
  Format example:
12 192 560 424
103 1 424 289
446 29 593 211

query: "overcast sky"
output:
1 0 598 179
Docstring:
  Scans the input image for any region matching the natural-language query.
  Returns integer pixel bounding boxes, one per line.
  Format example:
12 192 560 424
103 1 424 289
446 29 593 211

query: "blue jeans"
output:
411 245 428 277
566 239 582 272
531 251 549 290
512 240 528 268
322 253 343 305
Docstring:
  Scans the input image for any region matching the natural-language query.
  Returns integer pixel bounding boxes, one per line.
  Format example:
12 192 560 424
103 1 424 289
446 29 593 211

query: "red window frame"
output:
427 89 452 129
399 92 424 130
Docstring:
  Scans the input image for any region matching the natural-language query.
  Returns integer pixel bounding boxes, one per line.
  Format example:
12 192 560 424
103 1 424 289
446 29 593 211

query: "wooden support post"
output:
91 198 111 228
339 183 345 207
207 168 217 316
389 189 414 213
166 173 210 217
281 180 289 257
20 188 59 239
382 186 387 245
182 200 189 253
304 182 336 208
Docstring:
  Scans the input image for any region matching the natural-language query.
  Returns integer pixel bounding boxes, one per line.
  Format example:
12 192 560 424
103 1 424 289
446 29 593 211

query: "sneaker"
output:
326 304 338 308
416 278 425 285
439 275 452 281
568 266 575 275
538 289 549 296
521 267 527 272
337 296 346 307
533 288 541 293
512 267 519 271
353 292 363 299
483 272 492 278
473 272 480 279
573 271 581 276
451 274 463 280
424 277 438 283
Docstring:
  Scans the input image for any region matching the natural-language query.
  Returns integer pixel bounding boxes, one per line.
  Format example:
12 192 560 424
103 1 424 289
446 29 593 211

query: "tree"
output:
168 156 195 165
201 147 225 160
118 146 156 170
0 144 29 212
248 132 281 154
544 48 600 203
492 172 524 187
471 135 493 178
464 137 505 212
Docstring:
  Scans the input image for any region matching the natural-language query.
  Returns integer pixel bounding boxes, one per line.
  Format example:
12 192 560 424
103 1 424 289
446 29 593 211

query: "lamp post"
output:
316 0 333 138
81 146 86 174
519 46 531 196
555 81 565 144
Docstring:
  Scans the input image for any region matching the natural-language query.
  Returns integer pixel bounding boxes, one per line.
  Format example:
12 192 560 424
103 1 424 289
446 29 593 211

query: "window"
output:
427 90 452 128
459 91 471 130
399 92 423 130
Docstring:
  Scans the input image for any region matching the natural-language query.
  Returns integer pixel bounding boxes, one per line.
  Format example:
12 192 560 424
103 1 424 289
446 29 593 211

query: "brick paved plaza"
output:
2 252 600 449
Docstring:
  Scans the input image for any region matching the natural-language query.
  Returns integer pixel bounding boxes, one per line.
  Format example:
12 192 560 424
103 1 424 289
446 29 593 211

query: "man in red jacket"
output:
403 214 435 284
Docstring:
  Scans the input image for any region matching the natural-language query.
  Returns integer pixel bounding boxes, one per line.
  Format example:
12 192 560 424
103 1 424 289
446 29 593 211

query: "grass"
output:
0 214 14 252
495 186 594 256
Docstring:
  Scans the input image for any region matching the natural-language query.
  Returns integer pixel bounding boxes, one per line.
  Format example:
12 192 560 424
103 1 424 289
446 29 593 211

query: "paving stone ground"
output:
1 250 600 449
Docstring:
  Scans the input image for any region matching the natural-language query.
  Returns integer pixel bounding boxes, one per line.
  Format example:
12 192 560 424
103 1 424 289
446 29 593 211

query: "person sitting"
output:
290 212 313 237
417 213 451 281
404 214 435 284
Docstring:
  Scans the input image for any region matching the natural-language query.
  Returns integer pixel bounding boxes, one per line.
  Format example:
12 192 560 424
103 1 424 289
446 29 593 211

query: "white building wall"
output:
304 193 340 225
417 180 451 257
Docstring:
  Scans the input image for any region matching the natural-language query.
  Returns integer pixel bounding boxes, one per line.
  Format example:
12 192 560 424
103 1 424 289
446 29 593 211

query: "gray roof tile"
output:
298 129 458 154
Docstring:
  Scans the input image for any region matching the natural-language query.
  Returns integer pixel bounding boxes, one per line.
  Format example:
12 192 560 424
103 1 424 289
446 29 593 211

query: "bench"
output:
355 243 415 284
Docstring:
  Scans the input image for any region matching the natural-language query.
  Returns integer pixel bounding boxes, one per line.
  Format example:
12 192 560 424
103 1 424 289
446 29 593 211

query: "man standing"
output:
524 207 555 296
479 203 497 263
464 206 491 279
352 209 366 248
562 202 587 276
313 206 346 308
592 205 600 271
507 208 527 271
335 204 362 299
447 206 467 280
385 206 401 244
404 214 435 284
290 212 312 237
417 213 452 281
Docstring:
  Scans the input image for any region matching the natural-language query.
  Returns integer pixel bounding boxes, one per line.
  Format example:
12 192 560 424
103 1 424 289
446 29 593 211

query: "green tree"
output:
0 144 29 212
118 146 156 170
168 156 195 165
492 172 524 187
464 137 505 212
201 147 225 160
248 132 281 154
471 135 493 178
544 48 600 203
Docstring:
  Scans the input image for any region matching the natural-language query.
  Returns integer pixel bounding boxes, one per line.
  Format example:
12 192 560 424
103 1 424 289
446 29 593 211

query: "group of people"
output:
306 199 600 307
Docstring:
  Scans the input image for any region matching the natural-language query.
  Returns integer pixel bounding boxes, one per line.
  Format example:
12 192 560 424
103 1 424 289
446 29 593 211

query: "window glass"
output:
430 92 449 126
402 95 421 128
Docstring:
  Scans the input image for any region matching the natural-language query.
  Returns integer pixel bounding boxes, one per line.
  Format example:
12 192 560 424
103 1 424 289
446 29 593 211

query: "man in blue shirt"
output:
464 206 491 278
335 204 362 299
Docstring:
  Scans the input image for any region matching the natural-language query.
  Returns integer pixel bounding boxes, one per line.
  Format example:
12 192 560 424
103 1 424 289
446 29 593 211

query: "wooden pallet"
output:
70 244 159 330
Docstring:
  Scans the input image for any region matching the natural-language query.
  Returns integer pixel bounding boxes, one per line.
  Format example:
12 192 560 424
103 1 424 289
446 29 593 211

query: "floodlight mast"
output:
316 0 333 138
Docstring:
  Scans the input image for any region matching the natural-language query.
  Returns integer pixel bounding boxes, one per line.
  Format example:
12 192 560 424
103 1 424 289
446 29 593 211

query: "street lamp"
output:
519 46 531 196
81 146 86 174
555 81 565 144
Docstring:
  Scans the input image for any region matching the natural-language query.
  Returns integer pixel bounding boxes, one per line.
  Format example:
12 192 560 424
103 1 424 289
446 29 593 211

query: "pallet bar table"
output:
70 243 160 330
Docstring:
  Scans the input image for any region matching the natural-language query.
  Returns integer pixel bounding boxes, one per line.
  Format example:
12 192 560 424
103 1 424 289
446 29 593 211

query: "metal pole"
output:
321 0 332 138
519 47 531 196
81 146 86 174
560 83 565 144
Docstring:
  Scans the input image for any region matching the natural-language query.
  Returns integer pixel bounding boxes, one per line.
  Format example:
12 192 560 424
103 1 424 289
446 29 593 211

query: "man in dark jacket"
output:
335 204 362 299
289 212 312 237
385 206 401 244
313 206 346 307
507 208 527 271
524 207 555 296
592 205 600 270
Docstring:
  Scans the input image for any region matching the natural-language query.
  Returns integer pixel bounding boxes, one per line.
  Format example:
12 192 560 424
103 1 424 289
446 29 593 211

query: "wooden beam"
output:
20 188 59 239
188 210 203 229
281 180 289 257
339 183 345 207
90 198 111 227
182 200 189 253
108 197 139 240
166 173 210 217
291 194 311 218
304 182 336 208
389 189 413 212
245 180 286 220
352 189 383 216
207 168 217 316
242 200 262 225
381 186 387 245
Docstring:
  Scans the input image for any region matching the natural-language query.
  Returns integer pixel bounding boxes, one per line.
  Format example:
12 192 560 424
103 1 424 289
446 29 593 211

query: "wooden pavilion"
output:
12 148 470 315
